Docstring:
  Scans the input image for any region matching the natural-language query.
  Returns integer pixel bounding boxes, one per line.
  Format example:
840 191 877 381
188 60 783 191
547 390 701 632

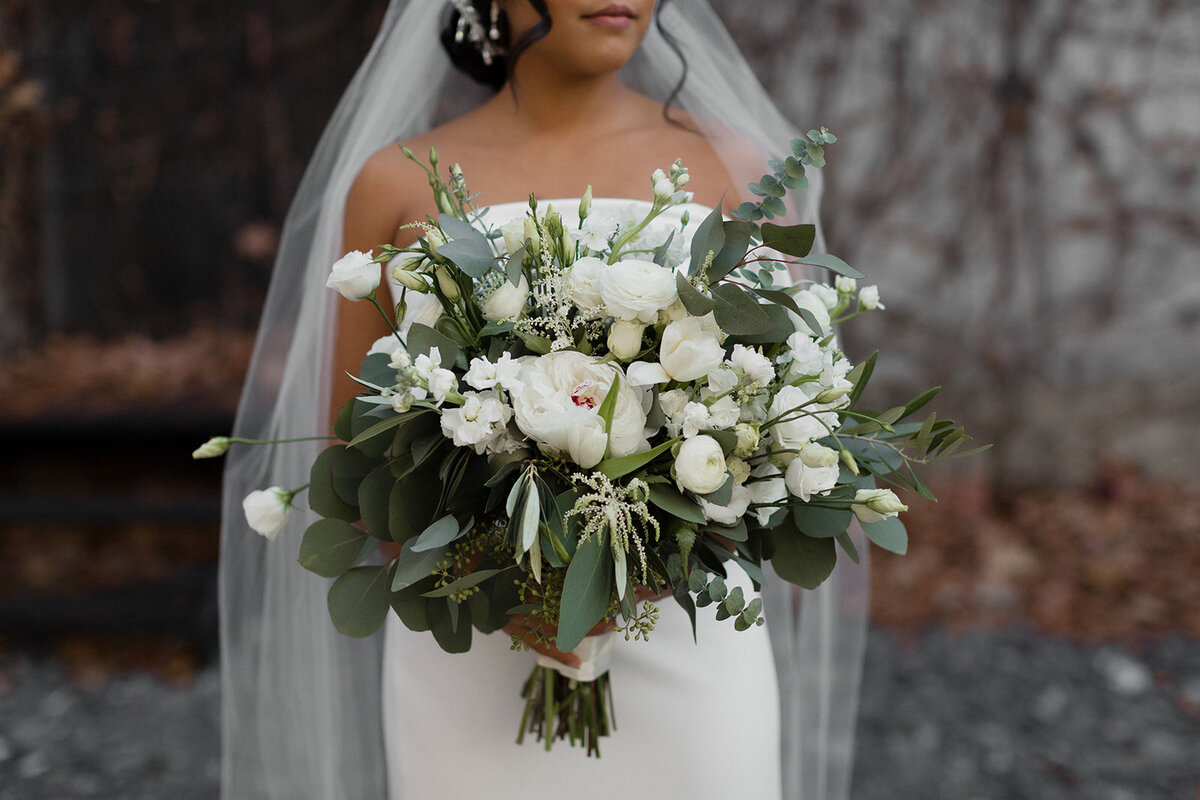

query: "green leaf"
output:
729 304 793 345
410 514 463 552
903 387 942 420
406 323 460 369
596 437 679 481
712 283 772 336
761 223 816 258
333 398 356 443
732 201 763 222
347 412 407 451
556 536 614 653
846 351 878 408
390 535 451 592
703 475 734 506
805 142 826 168
358 353 397 390
520 480 540 555
596 374 621 459
648 484 708 525
421 568 508 598
386 570 434 632
436 214 495 278
357 463 395 540
790 504 852 539
689 204 726 278
429 598 473 653
752 287 822 335
772 530 837 589
762 196 787 219
862 516 908 555
706 518 748 543
675 273 717 316
800 253 864 280
331 446 377 507
835 531 861 564
327 566 390 638
299 519 370 578
710 221 753 281
308 446 359 522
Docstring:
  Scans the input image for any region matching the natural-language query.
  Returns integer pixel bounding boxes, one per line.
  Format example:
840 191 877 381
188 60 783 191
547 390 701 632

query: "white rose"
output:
851 488 908 523
747 464 787 527
242 487 292 541
674 435 728 495
607 319 645 361
566 256 606 314
769 385 831 454
440 391 513 454
326 250 380 301
698 483 752 526
659 315 725 382
600 259 679 324
859 285 884 311
482 274 529 322
511 352 648 469
784 442 841 502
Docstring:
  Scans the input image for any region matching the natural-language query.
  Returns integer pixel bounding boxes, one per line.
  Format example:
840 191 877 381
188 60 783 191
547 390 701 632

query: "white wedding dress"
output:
381 198 783 800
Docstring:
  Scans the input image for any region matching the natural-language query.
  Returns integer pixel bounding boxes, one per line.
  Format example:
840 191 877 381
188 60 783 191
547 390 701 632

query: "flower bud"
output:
482 274 530 322
242 487 293 541
192 436 231 459
425 226 447 251
858 285 884 311
815 384 852 404
607 319 646 361
428 146 439 168
435 266 461 302
835 276 857 294
579 186 593 220
851 488 908 524
391 268 429 293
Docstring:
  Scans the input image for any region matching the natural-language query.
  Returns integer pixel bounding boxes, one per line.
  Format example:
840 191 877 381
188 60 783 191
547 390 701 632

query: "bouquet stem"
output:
517 665 615 758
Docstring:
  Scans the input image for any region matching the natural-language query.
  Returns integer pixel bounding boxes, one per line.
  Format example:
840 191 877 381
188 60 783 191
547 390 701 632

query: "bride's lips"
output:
582 4 636 28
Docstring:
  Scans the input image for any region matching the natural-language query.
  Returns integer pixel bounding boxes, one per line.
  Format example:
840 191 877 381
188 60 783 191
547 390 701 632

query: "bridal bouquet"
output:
199 131 981 756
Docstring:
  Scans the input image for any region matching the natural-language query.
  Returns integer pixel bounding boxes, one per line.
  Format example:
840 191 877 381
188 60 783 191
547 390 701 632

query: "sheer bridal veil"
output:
219 1 870 798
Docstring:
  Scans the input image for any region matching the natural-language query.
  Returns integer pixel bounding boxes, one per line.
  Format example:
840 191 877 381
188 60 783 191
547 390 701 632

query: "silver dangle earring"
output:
489 1 502 44
449 0 507 66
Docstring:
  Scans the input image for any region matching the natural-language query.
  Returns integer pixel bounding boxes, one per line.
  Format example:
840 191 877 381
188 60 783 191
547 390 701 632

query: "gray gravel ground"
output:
1 628 1197 800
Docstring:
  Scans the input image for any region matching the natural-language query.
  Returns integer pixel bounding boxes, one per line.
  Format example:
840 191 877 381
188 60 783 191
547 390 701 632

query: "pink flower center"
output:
570 381 600 409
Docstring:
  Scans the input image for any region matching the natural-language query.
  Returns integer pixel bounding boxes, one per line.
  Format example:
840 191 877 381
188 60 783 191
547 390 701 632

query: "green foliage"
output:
556 536 614 653
327 566 390 638
308 446 359 522
772 527 838 590
862 516 909 555
299 519 370 578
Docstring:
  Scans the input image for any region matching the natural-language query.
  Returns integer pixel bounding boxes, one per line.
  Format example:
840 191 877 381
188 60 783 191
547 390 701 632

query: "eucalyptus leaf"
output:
862 516 908 555
358 353 397 391
834 531 861 564
299 519 369 578
790 504 852 539
429 598 472 653
675 273 717 316
688 205 726 278
421 568 508 598
771 530 837 590
308 446 359 522
648 484 707 525
800 253 864 280
709 221 752 281
357 463 395 540
390 536 451 592
761 223 816 258
406 323 460 369
410 514 463 552
327 566 390 638
387 571 434 632
712 283 772 336
556 536 614 653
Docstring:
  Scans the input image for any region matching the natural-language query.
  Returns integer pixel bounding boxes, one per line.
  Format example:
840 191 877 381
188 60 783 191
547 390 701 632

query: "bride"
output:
219 1 870 798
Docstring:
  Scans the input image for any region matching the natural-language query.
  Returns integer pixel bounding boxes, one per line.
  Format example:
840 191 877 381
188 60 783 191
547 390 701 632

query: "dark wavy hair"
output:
440 0 689 121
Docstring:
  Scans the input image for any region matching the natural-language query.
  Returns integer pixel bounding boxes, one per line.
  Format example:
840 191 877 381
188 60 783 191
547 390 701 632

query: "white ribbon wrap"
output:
536 631 616 682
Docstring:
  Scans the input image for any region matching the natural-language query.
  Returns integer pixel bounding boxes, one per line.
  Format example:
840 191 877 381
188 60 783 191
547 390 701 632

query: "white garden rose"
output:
242 487 292 541
769 385 832 454
851 488 908 523
784 442 841 502
607 319 645 361
326 250 379 301
733 423 761 458
599 259 679 323
482 274 529 322
698 483 752 526
659 314 725 382
511 352 648 469
674 435 728 495
566 256 606 313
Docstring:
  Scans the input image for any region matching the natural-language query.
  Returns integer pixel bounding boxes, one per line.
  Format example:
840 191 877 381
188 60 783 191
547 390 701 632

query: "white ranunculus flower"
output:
565 256 606 314
851 488 908 523
769 385 831 454
748 463 787 527
600 259 679 324
607 319 645 361
440 390 512 454
674 435 728 495
859 285 884 310
511 352 648 469
784 442 841 502
242 487 292 541
482 274 530 322
659 314 725 382
326 250 380 301
698 483 752 526
728 345 775 388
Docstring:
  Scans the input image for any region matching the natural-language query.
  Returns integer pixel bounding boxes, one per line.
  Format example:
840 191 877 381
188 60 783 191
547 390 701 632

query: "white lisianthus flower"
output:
440 390 513 454
809 283 840 311
698 483 752 526
500 216 532 255
464 352 523 396
784 442 841 502
326 250 379 301
482 274 529 322
659 314 725 382
607 319 646 361
769 385 831 454
242 487 292 541
728 345 775 388
706 396 740 430
859 285 884 310
511 352 647 469
674 435 728 495
748 464 787 527
566 256 606 315
835 276 858 295
851 489 908 523
395 291 443 339
600 259 679 324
